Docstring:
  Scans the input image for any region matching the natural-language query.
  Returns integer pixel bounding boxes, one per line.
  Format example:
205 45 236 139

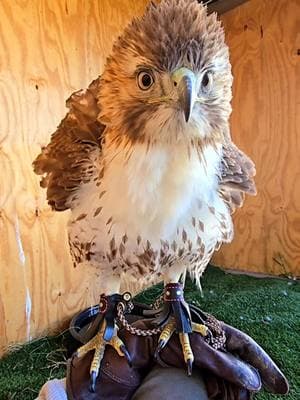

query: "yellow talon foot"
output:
179 333 194 376
155 318 176 356
76 322 131 392
110 335 132 366
155 319 208 376
192 322 208 336
179 324 207 376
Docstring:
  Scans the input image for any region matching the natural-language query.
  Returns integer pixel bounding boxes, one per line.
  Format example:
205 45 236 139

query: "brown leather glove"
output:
66 317 288 400
158 320 289 399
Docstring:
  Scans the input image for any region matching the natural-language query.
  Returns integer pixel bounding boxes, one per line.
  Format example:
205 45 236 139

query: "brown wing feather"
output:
219 142 256 214
33 77 104 211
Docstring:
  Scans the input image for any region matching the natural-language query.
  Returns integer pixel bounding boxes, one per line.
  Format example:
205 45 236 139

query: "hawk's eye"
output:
201 71 213 93
137 71 154 90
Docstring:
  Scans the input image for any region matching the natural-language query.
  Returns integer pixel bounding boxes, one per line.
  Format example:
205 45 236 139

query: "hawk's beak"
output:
172 67 196 123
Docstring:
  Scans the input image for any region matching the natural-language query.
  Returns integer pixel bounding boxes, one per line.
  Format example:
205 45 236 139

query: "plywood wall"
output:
0 0 148 355
0 0 299 352
213 0 300 277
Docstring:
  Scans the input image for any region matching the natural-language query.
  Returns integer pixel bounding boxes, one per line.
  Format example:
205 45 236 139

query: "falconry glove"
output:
66 309 288 400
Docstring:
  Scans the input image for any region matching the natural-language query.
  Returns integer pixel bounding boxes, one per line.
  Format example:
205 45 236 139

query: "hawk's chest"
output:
72 142 228 248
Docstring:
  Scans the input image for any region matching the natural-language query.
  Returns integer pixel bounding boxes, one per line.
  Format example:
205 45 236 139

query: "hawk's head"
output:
98 0 232 146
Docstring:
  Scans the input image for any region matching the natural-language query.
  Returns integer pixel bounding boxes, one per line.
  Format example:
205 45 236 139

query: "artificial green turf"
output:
0 266 299 400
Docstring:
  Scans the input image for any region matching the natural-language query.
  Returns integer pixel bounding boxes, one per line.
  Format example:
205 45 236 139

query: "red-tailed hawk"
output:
34 0 256 390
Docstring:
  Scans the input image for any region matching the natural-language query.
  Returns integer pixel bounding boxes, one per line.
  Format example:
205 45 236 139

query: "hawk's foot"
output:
154 283 209 375
76 321 131 391
75 293 132 392
155 317 208 375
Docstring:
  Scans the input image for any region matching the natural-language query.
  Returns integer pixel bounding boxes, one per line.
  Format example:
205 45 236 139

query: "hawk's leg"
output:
75 277 132 392
154 268 208 375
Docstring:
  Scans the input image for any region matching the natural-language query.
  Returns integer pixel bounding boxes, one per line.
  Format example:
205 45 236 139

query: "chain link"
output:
117 301 163 336
116 297 226 347
150 293 164 310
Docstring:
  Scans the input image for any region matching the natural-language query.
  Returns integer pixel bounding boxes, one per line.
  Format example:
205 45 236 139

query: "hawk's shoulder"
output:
33 78 105 211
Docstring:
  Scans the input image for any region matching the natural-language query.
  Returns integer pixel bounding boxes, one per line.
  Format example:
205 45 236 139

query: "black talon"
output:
187 359 193 376
89 371 97 393
120 344 132 367
154 339 166 359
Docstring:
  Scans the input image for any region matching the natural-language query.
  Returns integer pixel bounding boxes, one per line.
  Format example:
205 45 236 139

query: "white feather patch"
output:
69 140 232 285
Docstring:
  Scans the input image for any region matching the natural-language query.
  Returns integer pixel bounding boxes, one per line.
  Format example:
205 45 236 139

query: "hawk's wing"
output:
33 78 104 211
219 143 256 214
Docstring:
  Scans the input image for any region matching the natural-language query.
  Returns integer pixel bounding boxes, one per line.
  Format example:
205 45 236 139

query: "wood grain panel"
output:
213 0 300 277
0 0 148 354
0 0 299 352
